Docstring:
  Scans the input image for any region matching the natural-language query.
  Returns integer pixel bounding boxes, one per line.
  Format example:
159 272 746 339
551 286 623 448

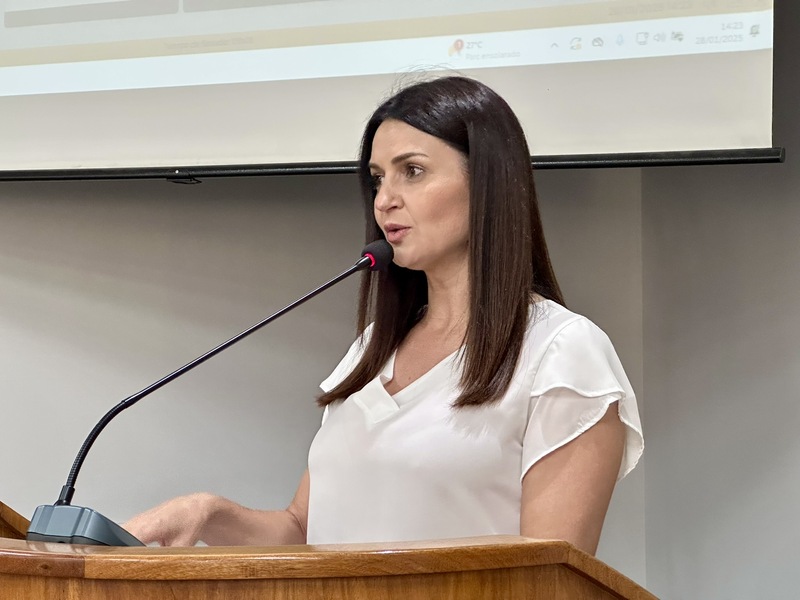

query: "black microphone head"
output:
361 239 394 271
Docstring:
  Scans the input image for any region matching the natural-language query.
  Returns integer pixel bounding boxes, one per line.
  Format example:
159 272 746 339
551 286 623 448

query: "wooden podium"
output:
1 501 657 599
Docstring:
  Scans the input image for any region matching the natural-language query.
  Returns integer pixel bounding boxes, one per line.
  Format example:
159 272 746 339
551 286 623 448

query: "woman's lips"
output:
385 226 410 243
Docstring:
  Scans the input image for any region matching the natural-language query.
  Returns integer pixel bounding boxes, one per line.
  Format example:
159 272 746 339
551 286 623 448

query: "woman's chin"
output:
391 251 423 272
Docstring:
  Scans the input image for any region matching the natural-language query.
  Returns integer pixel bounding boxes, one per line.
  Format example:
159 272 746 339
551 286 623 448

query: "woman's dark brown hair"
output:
319 75 563 408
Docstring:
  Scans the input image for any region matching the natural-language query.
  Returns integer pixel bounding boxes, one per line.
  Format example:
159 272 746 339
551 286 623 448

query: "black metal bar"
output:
0 148 785 182
534 147 786 169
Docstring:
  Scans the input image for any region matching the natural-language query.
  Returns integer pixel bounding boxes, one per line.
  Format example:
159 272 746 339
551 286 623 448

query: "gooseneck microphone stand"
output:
26 240 392 546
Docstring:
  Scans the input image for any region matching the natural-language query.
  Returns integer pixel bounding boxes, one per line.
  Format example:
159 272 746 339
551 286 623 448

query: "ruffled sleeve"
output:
521 317 644 481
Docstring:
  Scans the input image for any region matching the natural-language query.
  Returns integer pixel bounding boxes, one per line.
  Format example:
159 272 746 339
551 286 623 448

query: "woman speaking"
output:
125 76 643 555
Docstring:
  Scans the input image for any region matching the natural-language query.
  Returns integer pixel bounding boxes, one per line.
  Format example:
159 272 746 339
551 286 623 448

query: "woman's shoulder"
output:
526 298 600 343
524 299 631 398
319 323 375 393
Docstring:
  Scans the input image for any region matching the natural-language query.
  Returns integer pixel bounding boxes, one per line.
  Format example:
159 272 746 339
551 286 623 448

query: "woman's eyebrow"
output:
369 152 429 170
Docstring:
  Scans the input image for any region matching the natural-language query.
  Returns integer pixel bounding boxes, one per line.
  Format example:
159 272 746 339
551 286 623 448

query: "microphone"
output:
26 240 393 546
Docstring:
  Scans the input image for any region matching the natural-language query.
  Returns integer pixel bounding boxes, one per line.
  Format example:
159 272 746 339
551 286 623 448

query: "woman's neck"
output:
421 260 470 335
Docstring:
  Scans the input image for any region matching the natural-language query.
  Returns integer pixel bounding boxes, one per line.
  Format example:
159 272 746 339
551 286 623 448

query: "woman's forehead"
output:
370 120 461 164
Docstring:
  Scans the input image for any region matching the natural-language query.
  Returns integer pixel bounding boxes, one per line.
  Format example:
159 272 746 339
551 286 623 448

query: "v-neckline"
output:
350 299 552 425
380 347 461 401
349 349 460 426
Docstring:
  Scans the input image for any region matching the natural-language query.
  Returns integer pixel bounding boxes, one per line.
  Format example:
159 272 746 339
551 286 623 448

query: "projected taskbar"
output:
0 9 773 97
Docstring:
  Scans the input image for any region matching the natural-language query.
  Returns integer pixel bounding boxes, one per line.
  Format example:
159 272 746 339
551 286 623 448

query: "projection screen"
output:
0 0 775 173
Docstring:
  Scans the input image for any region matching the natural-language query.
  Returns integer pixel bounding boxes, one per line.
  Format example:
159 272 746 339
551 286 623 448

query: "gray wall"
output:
536 168 646 582
640 1 800 597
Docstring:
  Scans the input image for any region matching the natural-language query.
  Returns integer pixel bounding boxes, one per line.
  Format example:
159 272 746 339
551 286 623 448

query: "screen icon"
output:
448 39 464 56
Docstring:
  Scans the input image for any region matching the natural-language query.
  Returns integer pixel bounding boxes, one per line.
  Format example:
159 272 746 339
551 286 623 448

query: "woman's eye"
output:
406 165 423 178
370 173 383 189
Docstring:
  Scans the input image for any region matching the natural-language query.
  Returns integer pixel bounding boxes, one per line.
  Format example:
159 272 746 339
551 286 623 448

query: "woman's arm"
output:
520 403 625 555
124 469 310 547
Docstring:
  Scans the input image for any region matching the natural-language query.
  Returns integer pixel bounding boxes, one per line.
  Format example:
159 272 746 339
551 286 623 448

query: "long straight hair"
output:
318 76 563 408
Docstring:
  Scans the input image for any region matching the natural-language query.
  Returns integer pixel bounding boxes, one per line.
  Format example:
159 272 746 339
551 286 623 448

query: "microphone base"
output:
26 504 144 546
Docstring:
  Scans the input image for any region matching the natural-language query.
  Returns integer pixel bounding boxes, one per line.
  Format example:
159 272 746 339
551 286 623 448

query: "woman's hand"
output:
122 470 310 547
123 492 217 547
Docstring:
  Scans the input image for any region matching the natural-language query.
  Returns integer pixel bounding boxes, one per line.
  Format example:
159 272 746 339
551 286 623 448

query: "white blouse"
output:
306 300 643 544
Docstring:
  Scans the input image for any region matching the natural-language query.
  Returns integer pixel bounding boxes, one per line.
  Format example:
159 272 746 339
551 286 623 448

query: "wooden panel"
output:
564 545 656 600
82 537 573 580
0 539 85 578
0 501 30 540
0 566 627 599
0 534 658 600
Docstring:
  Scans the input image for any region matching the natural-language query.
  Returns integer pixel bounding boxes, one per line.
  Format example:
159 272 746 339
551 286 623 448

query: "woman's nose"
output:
373 181 400 212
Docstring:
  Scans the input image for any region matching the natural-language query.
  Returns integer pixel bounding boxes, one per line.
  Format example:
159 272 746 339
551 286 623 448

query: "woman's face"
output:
369 119 470 275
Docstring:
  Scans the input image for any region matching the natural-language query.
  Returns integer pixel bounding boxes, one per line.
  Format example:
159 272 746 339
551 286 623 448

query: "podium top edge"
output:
0 535 655 599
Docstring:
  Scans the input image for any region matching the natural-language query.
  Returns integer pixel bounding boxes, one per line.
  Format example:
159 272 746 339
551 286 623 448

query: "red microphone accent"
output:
365 253 377 269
